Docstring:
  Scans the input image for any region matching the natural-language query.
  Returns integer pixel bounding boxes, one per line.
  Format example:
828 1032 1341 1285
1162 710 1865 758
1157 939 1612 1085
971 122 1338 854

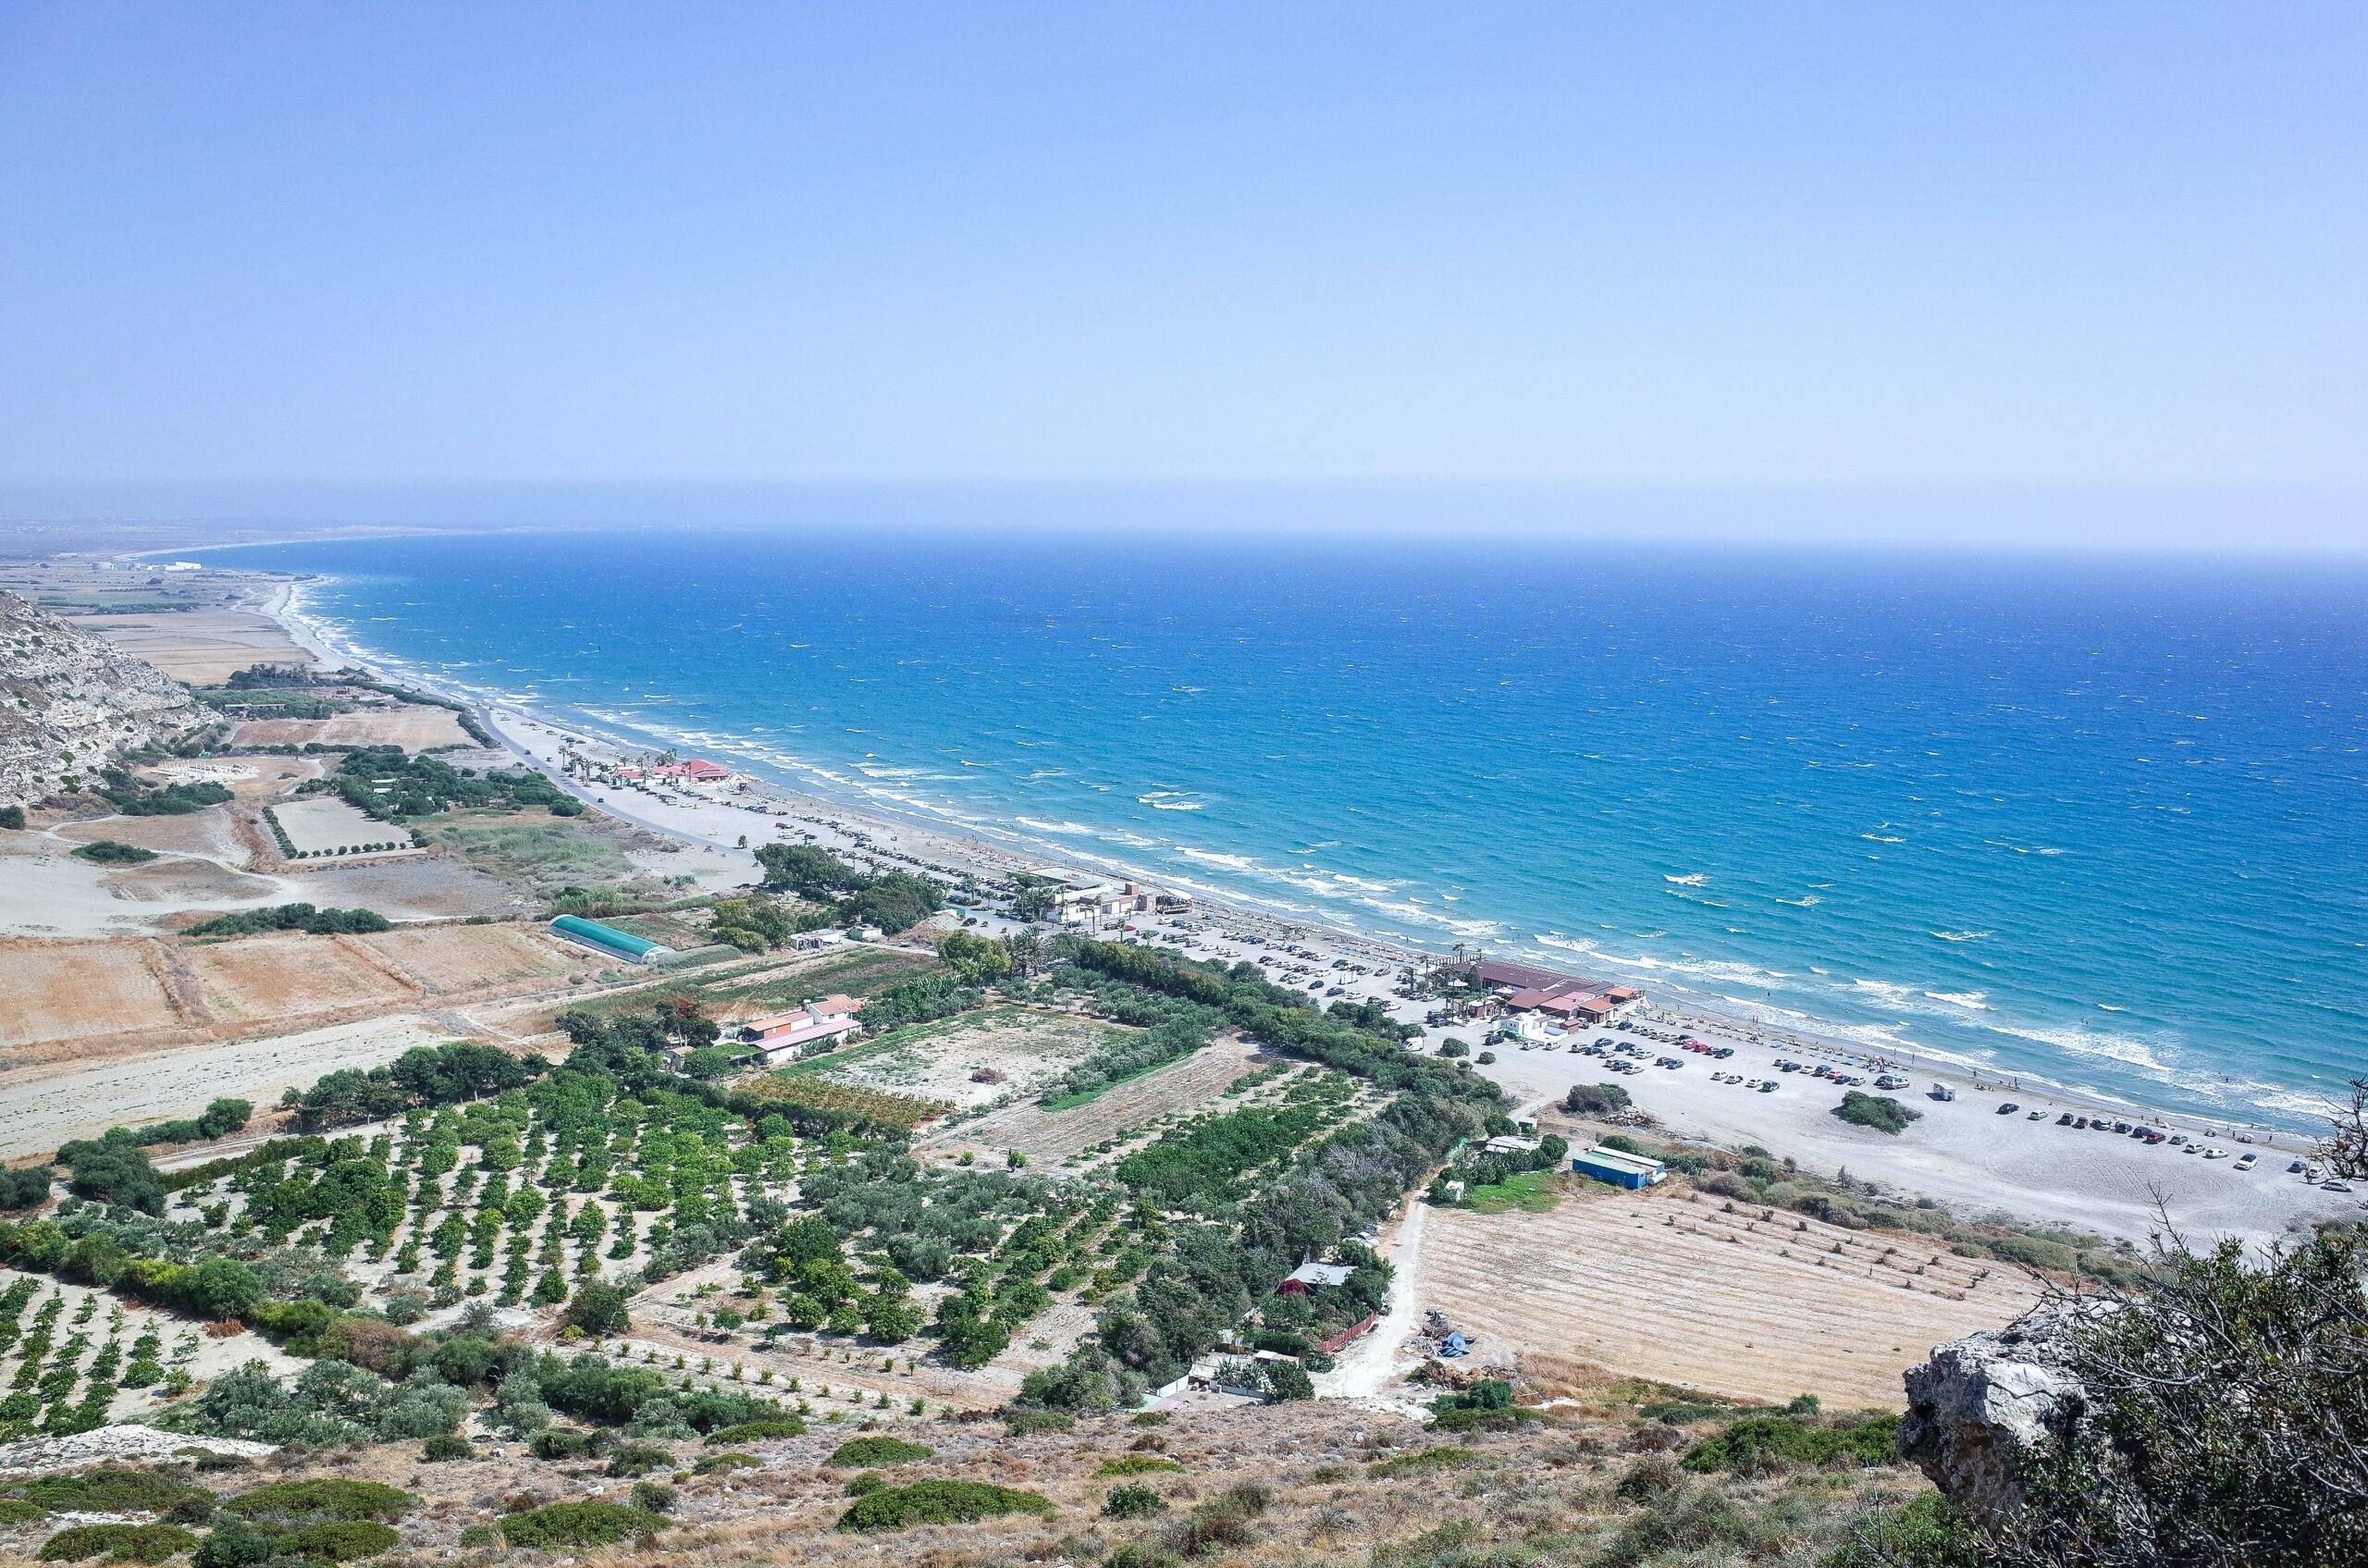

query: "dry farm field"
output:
790 1005 1129 1110
268 796 416 858
71 609 314 684
182 932 417 1022
0 1013 457 1158
0 939 182 1049
359 924 583 991
1412 1182 2045 1409
232 703 474 751
929 1034 1271 1165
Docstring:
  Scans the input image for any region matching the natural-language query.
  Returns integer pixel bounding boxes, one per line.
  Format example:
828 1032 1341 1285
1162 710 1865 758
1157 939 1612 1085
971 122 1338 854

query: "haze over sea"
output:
187 524 2368 1130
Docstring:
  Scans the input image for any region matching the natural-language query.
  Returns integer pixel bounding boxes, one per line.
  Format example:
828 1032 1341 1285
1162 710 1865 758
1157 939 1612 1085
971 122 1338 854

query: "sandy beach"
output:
240 563 2353 1250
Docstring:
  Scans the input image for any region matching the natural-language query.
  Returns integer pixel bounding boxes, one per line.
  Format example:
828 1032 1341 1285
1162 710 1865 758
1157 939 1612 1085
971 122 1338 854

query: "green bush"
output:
627 1483 674 1515
1364 1445 1482 1478
0 1500 49 1525
1681 1414 1901 1475
702 1418 805 1445
1094 1455 1184 1476
836 1481 1056 1532
1102 1484 1166 1520
529 1428 592 1460
497 1502 669 1550
36 1525 198 1563
823 1436 933 1467
1819 1494 1983 1567
74 840 159 864
843 1473 885 1498
21 1469 210 1516
222 1481 417 1525
601 1442 672 1478
1003 1409 1074 1436
274 1521 400 1563
419 1435 473 1462
1833 1092 1921 1135
691 1452 758 1475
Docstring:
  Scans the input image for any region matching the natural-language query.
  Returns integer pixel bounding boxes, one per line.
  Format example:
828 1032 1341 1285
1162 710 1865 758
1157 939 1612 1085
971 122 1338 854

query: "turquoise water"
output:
189 527 2368 1129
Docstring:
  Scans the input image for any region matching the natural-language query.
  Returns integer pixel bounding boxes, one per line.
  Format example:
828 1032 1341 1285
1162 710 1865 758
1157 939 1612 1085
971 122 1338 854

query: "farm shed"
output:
549 914 674 966
1571 1145 1667 1191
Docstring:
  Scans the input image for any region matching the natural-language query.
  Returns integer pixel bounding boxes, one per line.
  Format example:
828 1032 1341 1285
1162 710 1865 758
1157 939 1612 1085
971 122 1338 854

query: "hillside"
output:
0 588 204 807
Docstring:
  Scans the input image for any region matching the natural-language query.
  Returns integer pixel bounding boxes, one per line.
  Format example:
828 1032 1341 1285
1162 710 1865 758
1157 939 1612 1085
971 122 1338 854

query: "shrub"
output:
274 1521 400 1562
21 1469 208 1516
627 1483 674 1515
843 1473 885 1498
602 1442 672 1477
223 1481 418 1525
823 1436 932 1467
1820 1494 1983 1567
1166 1483 1270 1558
1563 1081 1632 1116
0 805 23 830
1364 1446 1482 1478
1095 1455 1184 1476
529 1428 592 1460
561 1281 631 1337
36 1525 199 1563
1602 1482 1757 1565
1102 1484 1166 1520
0 1165 53 1211
836 1481 1056 1532
692 1452 758 1475
419 1435 473 1463
1833 1092 1921 1135
0 1500 49 1525
74 840 159 864
702 1418 805 1445
1680 1414 1900 1475
497 1502 668 1550
1003 1409 1074 1436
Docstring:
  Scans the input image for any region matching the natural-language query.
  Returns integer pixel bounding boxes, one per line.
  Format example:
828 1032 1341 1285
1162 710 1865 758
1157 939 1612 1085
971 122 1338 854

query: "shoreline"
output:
223 559 2350 1246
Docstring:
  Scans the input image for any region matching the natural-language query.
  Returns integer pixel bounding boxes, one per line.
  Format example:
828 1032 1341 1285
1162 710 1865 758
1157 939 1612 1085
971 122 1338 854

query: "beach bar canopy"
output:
1571 1145 1667 1191
549 914 674 966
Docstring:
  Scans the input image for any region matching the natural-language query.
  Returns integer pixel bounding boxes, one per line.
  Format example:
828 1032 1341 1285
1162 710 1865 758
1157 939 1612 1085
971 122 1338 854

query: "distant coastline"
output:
171 528 2363 1148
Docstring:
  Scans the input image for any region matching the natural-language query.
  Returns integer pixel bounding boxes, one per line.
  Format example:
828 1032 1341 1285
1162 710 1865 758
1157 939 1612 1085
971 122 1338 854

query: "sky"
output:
0 3 2362 547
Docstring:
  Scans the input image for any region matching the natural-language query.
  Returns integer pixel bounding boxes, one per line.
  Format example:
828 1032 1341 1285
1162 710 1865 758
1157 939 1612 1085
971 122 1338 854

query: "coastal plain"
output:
0 541 2351 1457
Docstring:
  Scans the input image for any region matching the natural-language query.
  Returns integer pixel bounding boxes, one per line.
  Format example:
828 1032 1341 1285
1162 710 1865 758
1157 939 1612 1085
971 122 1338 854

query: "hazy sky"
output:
2 4 2362 531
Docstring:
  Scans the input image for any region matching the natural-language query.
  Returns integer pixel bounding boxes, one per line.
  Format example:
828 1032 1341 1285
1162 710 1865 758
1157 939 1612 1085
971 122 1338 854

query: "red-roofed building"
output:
736 994 864 1064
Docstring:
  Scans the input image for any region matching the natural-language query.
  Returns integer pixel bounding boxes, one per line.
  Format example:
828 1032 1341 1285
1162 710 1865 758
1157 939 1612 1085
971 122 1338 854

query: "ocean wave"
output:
1924 990 1989 1010
1663 872 1709 887
1861 833 1905 844
1929 929 1992 943
1138 790 1205 811
1772 895 1821 907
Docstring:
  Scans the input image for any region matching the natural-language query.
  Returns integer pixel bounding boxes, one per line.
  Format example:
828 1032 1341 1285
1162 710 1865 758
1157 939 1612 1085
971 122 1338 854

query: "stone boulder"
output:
1900 1303 2091 1524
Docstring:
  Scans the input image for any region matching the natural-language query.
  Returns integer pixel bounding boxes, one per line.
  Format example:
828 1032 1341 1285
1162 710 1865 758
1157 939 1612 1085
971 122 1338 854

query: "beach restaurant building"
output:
1461 957 1643 1023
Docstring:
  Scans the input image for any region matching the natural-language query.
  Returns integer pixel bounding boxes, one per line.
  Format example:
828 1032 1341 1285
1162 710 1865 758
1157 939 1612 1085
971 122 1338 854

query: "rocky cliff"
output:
1900 1303 2092 1524
0 588 206 807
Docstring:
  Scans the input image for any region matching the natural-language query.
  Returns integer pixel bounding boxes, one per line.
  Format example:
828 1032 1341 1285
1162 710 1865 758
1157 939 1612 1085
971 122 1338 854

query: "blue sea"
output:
184 526 2368 1130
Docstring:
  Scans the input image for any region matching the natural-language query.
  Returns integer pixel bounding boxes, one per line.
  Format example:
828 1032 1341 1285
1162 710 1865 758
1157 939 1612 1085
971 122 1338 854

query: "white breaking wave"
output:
1664 872 1709 887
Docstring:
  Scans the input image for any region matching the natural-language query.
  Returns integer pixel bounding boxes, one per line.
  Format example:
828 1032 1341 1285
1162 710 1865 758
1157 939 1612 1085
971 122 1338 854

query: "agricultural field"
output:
783 1006 1130 1112
1 1014 458 1160
1410 1182 2045 1409
357 925 582 991
72 609 314 684
931 1035 1270 1166
266 797 416 859
231 703 473 752
54 806 252 866
0 1269 297 1440
0 939 182 1051
182 934 418 1024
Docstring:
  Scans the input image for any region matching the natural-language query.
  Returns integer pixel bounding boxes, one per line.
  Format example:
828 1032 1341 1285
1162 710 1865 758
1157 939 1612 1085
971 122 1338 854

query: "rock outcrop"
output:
0 588 206 806
1900 1303 2090 1524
